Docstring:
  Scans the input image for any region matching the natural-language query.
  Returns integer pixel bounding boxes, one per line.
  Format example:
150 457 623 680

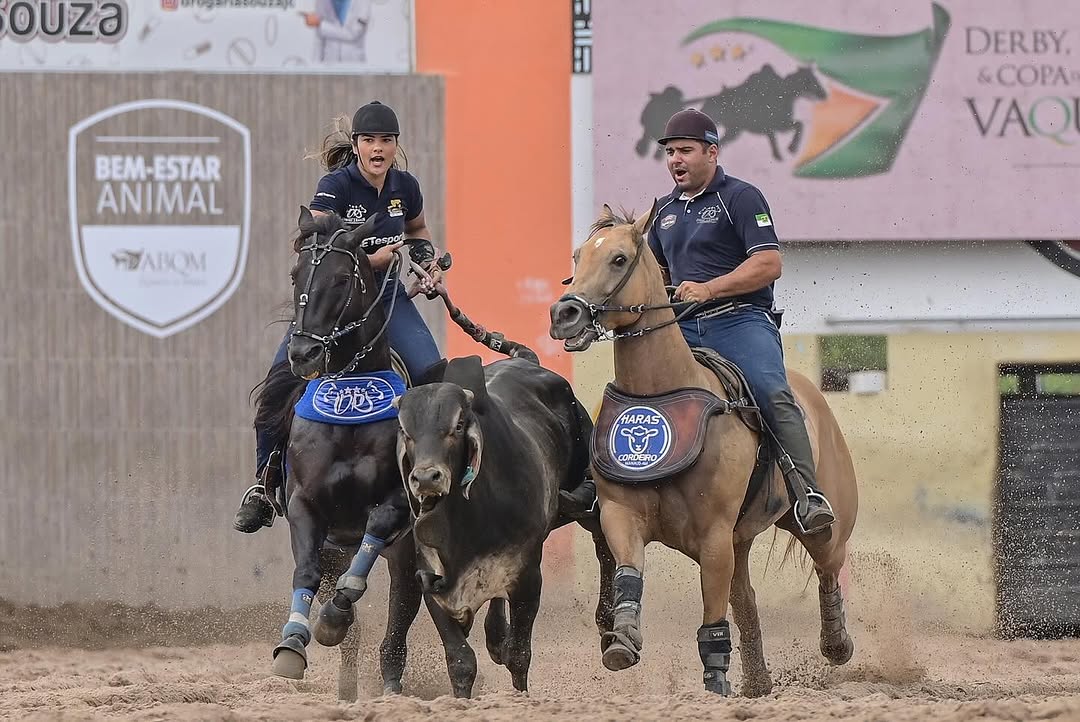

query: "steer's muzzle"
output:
549 296 599 353
409 464 451 512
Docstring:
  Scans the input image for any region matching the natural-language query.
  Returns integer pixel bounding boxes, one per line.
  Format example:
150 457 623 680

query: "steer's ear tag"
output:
461 466 477 499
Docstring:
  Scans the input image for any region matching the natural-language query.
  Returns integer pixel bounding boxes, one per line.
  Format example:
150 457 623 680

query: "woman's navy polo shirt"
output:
309 163 424 253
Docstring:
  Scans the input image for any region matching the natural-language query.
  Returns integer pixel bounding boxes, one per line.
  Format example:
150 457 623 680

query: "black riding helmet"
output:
352 100 400 137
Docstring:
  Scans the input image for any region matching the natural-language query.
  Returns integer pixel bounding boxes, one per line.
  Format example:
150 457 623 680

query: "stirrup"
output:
794 490 835 535
238 483 275 526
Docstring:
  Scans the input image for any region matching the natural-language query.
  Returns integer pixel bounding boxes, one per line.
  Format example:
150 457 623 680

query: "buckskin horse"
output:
549 204 858 696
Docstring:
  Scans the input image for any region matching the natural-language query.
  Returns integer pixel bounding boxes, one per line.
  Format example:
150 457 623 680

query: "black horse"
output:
265 208 605 699
266 207 430 697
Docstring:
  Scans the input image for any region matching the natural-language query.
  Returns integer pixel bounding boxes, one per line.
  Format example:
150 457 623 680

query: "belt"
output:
694 301 751 320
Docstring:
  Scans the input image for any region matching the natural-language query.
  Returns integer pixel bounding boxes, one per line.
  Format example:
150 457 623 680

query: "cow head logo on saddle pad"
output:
610 406 673 472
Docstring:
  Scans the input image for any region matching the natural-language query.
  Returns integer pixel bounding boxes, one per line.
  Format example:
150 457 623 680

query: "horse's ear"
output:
633 198 659 237
298 205 317 234
343 214 378 249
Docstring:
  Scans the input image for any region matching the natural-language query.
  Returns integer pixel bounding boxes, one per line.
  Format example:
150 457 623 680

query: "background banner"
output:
594 1 1078 240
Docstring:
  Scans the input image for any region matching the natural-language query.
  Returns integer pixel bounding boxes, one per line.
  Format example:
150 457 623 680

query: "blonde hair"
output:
306 115 409 172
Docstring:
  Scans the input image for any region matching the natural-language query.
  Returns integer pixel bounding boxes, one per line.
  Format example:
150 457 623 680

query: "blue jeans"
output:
255 279 441 473
679 306 790 432
679 305 822 492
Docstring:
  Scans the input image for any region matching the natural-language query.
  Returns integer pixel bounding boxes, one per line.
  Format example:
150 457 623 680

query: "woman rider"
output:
233 100 444 533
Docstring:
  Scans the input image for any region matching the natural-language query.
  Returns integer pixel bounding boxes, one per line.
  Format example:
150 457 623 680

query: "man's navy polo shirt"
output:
647 167 780 309
309 163 423 253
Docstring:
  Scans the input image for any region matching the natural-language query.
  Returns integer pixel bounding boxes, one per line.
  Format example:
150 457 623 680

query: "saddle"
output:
591 347 788 522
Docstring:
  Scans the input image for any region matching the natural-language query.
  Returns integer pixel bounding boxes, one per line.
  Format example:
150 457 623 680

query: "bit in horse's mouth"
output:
302 371 321 381
563 326 598 352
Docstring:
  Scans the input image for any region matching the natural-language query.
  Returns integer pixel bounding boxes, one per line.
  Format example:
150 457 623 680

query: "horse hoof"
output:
601 640 640 671
704 677 733 696
314 602 353 647
383 681 403 695
822 634 854 666
272 638 308 680
741 676 774 698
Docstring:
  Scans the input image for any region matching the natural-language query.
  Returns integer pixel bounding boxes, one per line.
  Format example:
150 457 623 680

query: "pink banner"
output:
593 1 1079 240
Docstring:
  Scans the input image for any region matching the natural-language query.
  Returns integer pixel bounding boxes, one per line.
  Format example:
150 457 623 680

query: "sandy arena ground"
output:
3 531 1079 721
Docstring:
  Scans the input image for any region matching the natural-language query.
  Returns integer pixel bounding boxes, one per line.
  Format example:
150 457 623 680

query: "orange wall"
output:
415 0 572 377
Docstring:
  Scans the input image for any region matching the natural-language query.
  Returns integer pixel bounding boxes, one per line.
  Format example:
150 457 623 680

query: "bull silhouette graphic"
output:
621 425 661 454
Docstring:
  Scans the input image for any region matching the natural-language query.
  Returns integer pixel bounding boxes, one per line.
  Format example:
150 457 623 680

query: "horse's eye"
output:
612 254 628 267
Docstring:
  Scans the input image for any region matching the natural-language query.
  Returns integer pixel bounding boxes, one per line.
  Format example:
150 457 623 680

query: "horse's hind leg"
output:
729 539 773 697
794 530 854 666
379 537 423 695
313 548 360 701
815 543 854 665
591 529 616 649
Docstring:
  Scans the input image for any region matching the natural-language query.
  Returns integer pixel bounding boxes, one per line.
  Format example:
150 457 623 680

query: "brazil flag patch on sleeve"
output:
755 212 772 227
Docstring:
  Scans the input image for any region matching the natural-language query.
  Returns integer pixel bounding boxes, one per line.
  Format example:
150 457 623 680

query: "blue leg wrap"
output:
336 534 386 597
349 534 386 577
282 588 315 645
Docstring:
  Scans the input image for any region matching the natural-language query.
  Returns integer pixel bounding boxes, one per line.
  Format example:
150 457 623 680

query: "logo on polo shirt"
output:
345 204 366 224
387 198 405 217
68 99 250 339
660 213 677 230
698 205 723 224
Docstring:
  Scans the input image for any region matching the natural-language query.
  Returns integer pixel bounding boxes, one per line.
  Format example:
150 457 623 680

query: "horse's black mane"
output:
291 211 348 253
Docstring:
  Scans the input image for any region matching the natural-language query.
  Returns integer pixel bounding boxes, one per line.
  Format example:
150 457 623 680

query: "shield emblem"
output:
68 99 251 338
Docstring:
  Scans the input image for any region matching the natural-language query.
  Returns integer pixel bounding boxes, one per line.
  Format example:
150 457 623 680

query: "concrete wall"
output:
0 72 444 607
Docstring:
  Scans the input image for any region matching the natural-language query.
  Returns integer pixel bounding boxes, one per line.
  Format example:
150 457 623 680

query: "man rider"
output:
647 108 835 534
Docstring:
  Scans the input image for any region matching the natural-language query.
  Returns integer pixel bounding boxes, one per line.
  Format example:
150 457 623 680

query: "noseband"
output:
558 225 701 340
292 228 402 378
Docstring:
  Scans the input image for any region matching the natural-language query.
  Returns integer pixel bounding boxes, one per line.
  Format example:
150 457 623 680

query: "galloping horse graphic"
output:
635 64 827 162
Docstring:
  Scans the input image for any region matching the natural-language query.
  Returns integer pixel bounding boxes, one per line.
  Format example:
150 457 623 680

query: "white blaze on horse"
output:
549 203 859 697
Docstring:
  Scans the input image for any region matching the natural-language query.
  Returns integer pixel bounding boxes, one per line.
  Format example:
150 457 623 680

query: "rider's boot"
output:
558 478 598 521
771 391 835 535
234 449 282 533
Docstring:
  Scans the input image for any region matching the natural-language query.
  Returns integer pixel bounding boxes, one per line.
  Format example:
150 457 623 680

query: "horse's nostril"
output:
559 303 582 325
303 345 321 362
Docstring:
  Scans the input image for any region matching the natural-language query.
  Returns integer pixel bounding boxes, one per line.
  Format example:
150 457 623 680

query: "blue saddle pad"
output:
294 370 406 425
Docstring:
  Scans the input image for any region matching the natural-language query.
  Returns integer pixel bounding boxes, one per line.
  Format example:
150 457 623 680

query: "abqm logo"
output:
609 405 673 471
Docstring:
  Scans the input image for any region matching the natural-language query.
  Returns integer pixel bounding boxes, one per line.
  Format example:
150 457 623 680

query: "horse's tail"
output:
763 527 813 584
250 361 307 449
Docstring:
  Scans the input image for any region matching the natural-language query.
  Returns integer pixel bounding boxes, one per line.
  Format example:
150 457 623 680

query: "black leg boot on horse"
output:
770 390 836 535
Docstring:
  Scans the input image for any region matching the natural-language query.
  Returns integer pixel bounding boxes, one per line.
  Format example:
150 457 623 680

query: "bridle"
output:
291 228 402 378
558 224 703 341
